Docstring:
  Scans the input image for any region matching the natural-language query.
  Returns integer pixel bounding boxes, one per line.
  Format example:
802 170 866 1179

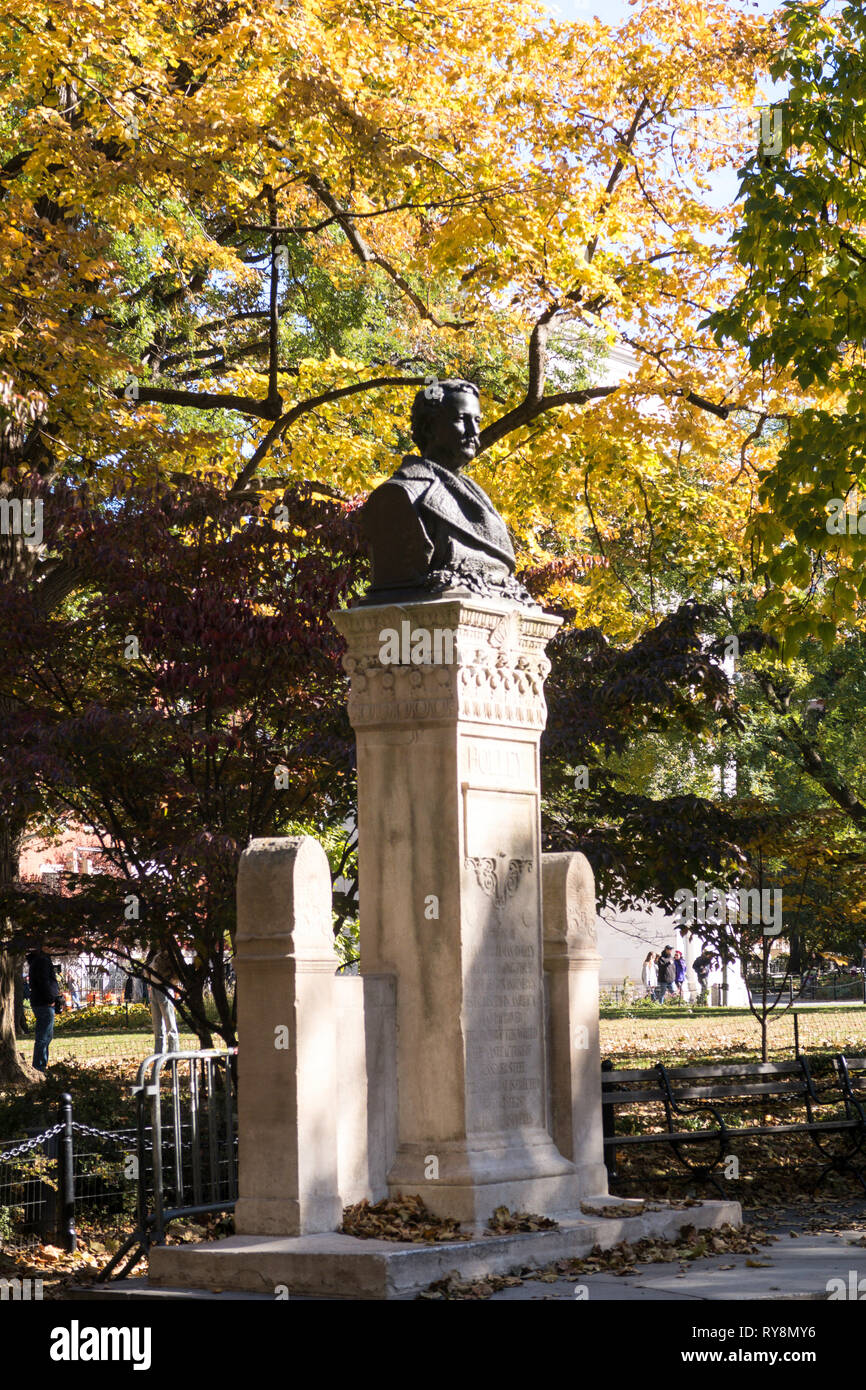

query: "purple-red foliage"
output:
0 478 368 1041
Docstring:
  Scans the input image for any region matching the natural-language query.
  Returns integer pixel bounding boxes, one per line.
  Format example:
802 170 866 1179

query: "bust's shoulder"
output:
392 454 438 483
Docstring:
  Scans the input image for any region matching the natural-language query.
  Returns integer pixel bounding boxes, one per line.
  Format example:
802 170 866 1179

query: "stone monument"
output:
333 596 583 1222
147 381 740 1298
335 378 584 1220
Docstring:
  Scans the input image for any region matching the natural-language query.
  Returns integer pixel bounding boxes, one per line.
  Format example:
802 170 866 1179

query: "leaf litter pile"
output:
342 1195 470 1243
418 1222 777 1299
486 1205 558 1234
0 1213 233 1298
341 1196 562 1242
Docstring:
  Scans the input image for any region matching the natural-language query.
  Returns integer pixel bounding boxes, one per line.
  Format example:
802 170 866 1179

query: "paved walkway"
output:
485 1203 866 1300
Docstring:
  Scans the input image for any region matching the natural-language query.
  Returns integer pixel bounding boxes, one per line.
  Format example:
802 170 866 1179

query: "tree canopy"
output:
11 0 866 1072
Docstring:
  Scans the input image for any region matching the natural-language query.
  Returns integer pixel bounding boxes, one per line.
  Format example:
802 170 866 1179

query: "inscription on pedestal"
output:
462 737 535 788
334 600 579 1222
465 922 545 1132
461 732 545 1136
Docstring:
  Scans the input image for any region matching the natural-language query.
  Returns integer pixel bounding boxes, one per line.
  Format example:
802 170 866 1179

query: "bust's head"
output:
410 379 481 473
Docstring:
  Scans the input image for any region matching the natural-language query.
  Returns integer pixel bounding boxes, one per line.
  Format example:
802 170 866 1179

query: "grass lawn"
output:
46 1032 200 1064
600 1005 866 1067
16 1002 219 1065
14 1003 865 1070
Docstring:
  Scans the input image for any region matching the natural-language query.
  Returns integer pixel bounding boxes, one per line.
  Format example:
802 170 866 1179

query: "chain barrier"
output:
70 1121 135 1143
0 1120 131 1161
0 1124 65 1162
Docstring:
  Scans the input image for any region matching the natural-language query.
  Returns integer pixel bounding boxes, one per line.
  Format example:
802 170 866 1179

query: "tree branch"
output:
305 173 473 330
229 374 423 493
582 95 650 269
479 381 728 452
526 304 562 405
113 386 282 420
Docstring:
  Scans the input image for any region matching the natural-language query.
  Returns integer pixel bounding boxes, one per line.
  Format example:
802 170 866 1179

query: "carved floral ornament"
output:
342 648 551 708
334 603 561 727
465 853 533 909
343 668 551 730
566 906 598 948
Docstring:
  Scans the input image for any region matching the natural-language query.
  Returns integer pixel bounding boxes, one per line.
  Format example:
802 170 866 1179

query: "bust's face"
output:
425 390 481 472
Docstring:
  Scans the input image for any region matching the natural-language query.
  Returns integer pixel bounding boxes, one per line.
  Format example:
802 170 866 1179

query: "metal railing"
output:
747 975 865 1005
99 1048 238 1280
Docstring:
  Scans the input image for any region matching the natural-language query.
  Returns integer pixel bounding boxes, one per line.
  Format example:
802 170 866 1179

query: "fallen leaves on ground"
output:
418 1222 776 1299
0 1238 140 1298
581 1200 647 1218
341 1195 470 1243
486 1206 558 1234
0 1210 229 1298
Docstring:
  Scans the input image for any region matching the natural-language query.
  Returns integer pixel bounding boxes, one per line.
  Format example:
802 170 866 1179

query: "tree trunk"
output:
209 951 237 1048
1 429 67 1086
0 947 39 1085
177 972 214 1050
13 958 27 1033
0 811 40 1084
789 927 801 976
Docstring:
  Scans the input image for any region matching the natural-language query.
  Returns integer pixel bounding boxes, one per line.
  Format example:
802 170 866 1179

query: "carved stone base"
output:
332 598 577 1224
387 1131 581 1224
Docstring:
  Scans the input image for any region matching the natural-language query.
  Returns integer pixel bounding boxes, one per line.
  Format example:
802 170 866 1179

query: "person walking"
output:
641 950 658 1000
674 949 687 1000
656 946 677 1002
693 949 716 1005
64 971 81 1009
147 947 181 1054
26 944 64 1072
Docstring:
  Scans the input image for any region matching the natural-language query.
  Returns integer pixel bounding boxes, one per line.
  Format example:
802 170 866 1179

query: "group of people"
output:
641 946 685 1002
641 946 719 1004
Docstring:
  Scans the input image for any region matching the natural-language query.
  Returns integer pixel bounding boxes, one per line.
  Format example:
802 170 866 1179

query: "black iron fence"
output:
0 1096 135 1253
0 1049 238 1278
747 975 865 1005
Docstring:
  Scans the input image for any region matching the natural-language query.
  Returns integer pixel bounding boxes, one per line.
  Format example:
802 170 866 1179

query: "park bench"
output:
600 1054 866 1195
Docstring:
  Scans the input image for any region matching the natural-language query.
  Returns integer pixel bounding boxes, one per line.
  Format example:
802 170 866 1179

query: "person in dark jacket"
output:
694 950 717 1004
656 946 677 1002
26 945 63 1071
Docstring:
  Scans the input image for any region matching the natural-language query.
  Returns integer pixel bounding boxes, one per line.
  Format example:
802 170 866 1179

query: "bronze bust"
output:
358 379 535 606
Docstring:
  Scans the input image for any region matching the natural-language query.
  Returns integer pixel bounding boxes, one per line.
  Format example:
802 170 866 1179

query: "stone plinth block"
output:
332 598 583 1224
233 836 341 1237
543 851 608 1197
336 973 397 1205
147 1198 742 1300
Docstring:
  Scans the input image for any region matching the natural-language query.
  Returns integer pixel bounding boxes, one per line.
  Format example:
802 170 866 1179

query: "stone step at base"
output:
96 1197 742 1301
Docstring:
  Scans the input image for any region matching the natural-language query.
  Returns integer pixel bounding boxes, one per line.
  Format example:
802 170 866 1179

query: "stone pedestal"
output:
232 836 342 1236
542 852 609 1197
144 599 742 1301
332 597 581 1224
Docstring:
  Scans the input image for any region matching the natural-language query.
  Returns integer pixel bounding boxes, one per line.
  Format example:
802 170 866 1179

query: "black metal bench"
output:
600 1054 866 1196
